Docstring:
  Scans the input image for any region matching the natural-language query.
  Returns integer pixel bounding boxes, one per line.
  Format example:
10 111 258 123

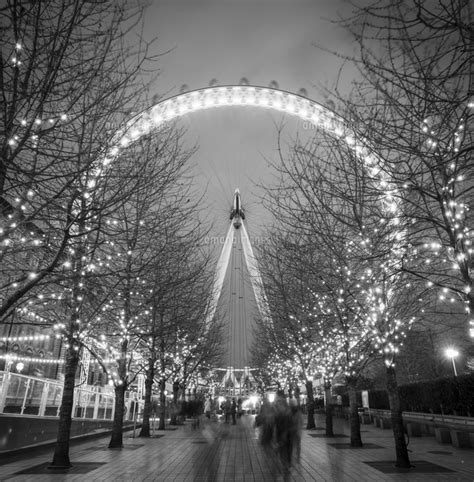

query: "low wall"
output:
0 414 136 454
367 409 474 432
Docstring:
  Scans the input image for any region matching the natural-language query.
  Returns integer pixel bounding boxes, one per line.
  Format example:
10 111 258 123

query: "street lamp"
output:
445 348 459 376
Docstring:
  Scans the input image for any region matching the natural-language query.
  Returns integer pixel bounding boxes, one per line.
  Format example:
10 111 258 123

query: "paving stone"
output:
364 459 455 473
2 414 474 481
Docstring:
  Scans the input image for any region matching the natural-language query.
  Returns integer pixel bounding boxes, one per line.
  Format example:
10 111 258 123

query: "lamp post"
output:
445 348 459 376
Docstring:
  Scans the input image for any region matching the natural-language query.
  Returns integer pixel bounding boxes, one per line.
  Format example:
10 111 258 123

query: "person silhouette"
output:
274 391 292 479
289 400 302 464
223 398 231 423
231 398 237 425
259 397 275 450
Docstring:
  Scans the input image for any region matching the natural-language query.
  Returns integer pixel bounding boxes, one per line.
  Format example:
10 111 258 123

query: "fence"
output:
0 370 141 421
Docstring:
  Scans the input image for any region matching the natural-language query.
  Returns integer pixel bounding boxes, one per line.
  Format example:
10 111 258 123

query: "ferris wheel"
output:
210 189 270 379
105 82 397 394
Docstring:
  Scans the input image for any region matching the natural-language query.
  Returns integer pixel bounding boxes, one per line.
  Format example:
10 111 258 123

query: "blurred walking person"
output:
223 398 231 424
258 397 275 449
204 397 212 419
231 398 237 425
289 400 302 464
274 391 292 481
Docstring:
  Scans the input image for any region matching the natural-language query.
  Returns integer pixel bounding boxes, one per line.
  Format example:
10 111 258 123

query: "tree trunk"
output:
158 379 166 430
49 344 80 468
386 365 411 468
294 386 301 407
109 337 129 448
109 383 126 448
468 294 474 339
139 359 155 437
0 148 7 197
324 382 334 437
347 381 362 447
169 381 179 425
305 379 316 429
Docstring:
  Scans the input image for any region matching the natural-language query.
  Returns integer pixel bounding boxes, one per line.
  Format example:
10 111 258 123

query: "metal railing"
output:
0 370 141 421
367 408 474 429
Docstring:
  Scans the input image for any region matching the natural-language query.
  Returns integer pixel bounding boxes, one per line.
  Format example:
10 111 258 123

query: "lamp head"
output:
445 347 459 358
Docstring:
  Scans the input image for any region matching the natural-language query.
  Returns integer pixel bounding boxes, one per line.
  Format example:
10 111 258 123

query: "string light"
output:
1 354 64 364
1 335 50 343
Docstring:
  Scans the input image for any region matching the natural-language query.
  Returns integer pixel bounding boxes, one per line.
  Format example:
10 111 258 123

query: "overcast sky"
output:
143 0 357 238
141 0 358 367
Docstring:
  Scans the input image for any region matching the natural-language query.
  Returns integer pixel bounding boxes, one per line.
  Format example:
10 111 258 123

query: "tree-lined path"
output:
1 414 473 481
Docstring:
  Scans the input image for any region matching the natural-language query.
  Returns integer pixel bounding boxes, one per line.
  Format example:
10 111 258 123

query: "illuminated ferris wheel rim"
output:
115 84 378 167
109 83 394 211
149 83 333 120
150 84 337 124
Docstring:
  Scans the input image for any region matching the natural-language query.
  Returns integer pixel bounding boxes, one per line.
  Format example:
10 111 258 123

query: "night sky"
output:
143 0 356 235
142 0 357 367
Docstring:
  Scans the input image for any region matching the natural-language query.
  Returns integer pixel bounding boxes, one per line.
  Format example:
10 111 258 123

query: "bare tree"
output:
332 0 474 339
137 240 222 435
46 125 184 464
137 250 195 437
163 271 223 423
68 130 198 449
0 0 155 324
262 127 430 465
255 231 327 430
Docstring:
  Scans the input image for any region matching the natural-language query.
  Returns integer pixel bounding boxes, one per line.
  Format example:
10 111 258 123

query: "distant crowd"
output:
200 391 302 478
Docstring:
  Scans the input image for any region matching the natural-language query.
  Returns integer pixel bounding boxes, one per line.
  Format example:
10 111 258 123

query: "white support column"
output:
110 395 115 421
125 392 132 421
56 386 62 417
103 395 108 419
0 371 11 413
80 346 91 387
137 374 145 400
39 381 49 417
82 391 89 419
93 388 100 419
72 386 78 418
20 378 30 415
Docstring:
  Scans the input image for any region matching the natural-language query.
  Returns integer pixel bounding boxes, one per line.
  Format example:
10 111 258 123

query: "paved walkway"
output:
1 414 473 481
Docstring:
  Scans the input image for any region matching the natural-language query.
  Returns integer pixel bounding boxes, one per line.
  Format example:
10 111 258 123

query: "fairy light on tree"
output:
307 273 373 447
335 0 474 341
0 0 169 468
137 249 221 433
0 2 154 330
72 130 201 448
313 343 340 437
258 111 431 463
255 231 341 430
3 0 455 474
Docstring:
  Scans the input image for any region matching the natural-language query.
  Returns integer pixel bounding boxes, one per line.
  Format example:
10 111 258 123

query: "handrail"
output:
0 370 140 421
367 408 474 429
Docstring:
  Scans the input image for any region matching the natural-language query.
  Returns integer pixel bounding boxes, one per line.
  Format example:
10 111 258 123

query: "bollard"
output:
407 422 422 437
434 427 452 444
450 431 471 449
